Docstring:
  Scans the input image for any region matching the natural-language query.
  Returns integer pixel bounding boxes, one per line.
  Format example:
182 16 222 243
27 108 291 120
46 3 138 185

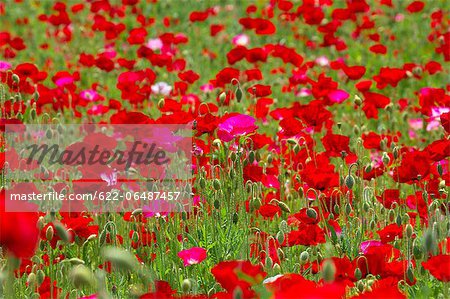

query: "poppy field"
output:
0 0 449 298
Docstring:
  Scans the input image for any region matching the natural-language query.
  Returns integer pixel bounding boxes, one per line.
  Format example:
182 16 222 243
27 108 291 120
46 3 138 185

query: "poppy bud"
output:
307 208 317 219
413 239 423 260
345 203 352 216
265 256 273 268
212 139 222 147
233 287 243 299
157 98 165 109
334 204 340 214
45 129 53 139
219 92 226 104
199 178 206 189
54 222 70 243
273 263 281 273
354 95 362 106
345 175 355 189
365 164 372 173
132 208 142 216
405 224 413 238
406 265 414 283
27 273 37 287
70 265 95 289
396 214 402 226
393 147 399 159
235 86 243 102
68 258 85 265
382 152 390 166
423 229 436 254
45 226 54 241
388 209 395 222
181 279 192 293
213 199 220 209
213 179 221 190
276 231 285 244
279 220 289 233
353 125 360 135
102 247 138 272
36 270 45 285
230 151 237 162
278 201 291 213
300 251 309 263
437 163 443 176
363 202 370 213
232 212 239 224
267 154 273 164
357 280 365 292
33 91 39 101
322 259 336 283
37 216 45 230
12 74 20 84
132 231 139 243
354 268 362 280
248 151 255 164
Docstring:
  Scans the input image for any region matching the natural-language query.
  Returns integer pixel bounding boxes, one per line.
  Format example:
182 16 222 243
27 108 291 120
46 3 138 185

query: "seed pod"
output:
322 259 336 283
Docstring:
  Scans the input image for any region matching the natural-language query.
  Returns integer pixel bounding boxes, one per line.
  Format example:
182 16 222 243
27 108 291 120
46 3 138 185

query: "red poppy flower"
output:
239 17 276 35
322 132 351 157
373 67 406 89
370 44 387 54
248 84 272 97
393 150 431 183
422 255 450 282
0 189 39 258
406 1 425 13
343 65 366 80
362 92 391 119
211 260 266 299
376 189 402 209
441 112 450 133
377 224 403 243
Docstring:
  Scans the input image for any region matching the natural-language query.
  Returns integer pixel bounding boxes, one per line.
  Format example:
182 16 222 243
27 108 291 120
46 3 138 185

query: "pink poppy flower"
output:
0 61 11 71
218 114 258 142
178 247 207 266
